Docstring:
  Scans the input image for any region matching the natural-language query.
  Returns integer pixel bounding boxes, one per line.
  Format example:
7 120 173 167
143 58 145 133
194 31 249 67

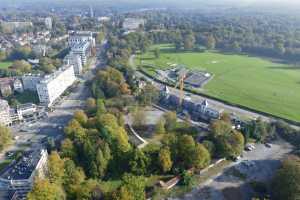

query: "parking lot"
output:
171 139 293 200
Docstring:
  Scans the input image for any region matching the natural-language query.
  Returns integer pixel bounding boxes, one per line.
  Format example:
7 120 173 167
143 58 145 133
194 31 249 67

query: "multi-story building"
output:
0 21 33 33
70 41 91 66
68 31 95 48
44 17 52 30
0 78 14 97
0 149 48 199
21 74 42 91
123 18 145 31
64 52 83 75
13 79 23 93
0 99 12 126
36 65 76 107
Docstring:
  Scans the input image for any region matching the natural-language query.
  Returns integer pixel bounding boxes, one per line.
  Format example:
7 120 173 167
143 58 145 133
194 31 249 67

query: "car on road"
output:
245 144 255 151
265 143 272 148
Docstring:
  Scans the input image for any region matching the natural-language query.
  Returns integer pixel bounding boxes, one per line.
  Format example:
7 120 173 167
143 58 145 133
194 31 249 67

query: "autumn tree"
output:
129 148 149 175
73 110 88 126
0 125 12 151
155 118 166 135
183 33 196 50
164 111 177 131
48 151 65 184
85 98 96 113
12 60 32 74
63 159 86 199
27 178 65 200
192 144 211 169
158 147 173 173
132 107 147 128
272 156 300 200
206 35 216 50
216 131 245 158
60 138 76 160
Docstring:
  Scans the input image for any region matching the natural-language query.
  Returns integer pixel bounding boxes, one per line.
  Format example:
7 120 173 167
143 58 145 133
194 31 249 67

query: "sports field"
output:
135 44 300 122
0 62 12 69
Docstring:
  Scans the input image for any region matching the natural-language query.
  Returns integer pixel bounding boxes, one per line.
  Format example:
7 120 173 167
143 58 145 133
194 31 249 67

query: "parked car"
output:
265 143 272 148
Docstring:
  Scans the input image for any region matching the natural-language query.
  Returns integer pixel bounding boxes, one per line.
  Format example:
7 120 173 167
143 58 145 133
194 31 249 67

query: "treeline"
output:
123 11 300 62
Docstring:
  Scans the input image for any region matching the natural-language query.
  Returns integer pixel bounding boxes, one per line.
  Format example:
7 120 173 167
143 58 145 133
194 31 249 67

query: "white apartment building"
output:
64 52 83 75
45 17 52 30
22 74 42 91
70 41 91 66
0 99 12 126
123 18 145 31
68 31 95 48
37 65 76 107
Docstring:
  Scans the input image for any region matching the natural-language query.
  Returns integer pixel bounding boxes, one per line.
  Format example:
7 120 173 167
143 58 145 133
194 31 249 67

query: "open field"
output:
0 62 12 69
135 44 300 122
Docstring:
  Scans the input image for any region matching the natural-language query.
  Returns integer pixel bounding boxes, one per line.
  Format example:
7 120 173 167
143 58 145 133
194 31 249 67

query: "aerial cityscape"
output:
0 0 299 200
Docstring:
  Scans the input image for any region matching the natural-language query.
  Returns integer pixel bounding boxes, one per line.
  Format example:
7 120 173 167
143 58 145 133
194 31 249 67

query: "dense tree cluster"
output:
209 117 245 159
0 124 12 151
272 156 300 200
141 11 300 61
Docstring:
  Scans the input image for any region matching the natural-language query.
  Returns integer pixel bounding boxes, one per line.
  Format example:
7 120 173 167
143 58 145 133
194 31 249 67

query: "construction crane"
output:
174 68 187 106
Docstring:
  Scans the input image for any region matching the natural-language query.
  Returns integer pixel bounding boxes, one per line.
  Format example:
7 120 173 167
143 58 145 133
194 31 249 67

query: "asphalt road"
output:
0 56 101 163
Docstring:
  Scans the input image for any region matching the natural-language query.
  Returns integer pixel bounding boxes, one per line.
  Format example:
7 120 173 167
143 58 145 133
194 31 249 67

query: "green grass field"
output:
135 44 300 122
0 61 12 69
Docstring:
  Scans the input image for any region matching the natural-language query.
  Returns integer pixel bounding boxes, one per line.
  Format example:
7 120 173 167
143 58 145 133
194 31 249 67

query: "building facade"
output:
64 52 83 76
44 17 52 30
37 65 76 107
0 149 48 199
21 74 42 91
0 99 12 126
70 41 91 66
68 31 95 48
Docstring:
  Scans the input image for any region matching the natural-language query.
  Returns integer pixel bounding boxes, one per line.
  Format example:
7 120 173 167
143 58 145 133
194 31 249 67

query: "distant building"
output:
0 78 14 97
123 18 145 31
44 17 52 30
0 149 48 199
0 21 33 33
0 99 12 126
64 52 83 76
37 65 76 107
89 6 94 18
13 79 23 93
160 86 221 122
0 84 12 97
21 74 42 91
70 41 91 66
17 103 37 117
68 31 95 48
32 44 47 57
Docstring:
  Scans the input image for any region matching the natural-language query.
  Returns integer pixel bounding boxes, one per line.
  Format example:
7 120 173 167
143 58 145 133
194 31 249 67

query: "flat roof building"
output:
64 52 83 76
37 65 76 107
123 18 145 31
70 41 91 66
68 31 95 48
21 74 42 91
0 149 48 199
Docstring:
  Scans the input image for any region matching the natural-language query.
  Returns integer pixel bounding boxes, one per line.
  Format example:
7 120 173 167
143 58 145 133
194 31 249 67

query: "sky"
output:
1 0 300 10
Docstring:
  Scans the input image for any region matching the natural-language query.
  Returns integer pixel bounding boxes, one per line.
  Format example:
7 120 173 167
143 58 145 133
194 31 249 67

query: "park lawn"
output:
0 61 12 69
136 44 300 122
